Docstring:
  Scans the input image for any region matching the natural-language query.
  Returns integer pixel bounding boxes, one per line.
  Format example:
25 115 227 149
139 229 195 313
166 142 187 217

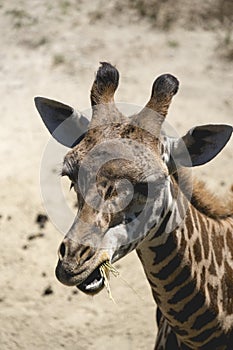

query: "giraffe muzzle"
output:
55 238 110 294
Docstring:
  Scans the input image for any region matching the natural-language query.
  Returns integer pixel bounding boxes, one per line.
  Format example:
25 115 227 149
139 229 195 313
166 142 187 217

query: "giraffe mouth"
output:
76 264 105 295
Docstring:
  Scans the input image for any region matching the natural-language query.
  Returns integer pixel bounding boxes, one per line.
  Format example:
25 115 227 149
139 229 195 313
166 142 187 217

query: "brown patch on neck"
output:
173 169 233 219
191 179 233 219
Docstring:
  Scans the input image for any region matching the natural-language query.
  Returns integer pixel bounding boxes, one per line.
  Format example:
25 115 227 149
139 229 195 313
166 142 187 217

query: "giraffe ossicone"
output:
35 62 233 349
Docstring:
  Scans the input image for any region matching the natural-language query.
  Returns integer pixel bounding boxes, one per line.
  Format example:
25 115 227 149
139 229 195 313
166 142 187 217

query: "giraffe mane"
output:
173 169 233 219
191 179 233 219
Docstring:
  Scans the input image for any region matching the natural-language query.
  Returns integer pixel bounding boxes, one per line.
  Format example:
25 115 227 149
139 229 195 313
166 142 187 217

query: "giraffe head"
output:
35 62 232 295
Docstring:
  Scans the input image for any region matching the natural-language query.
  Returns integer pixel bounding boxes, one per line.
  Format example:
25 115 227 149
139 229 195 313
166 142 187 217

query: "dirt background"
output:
0 1 232 349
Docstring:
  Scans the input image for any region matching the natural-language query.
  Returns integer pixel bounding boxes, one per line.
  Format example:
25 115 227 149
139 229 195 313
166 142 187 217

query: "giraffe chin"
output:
76 265 105 295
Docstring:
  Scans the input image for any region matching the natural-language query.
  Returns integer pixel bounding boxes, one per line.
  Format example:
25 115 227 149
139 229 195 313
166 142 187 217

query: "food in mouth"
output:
76 261 119 301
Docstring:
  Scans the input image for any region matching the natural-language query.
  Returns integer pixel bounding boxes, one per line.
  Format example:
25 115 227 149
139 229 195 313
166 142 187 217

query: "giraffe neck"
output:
136 181 233 349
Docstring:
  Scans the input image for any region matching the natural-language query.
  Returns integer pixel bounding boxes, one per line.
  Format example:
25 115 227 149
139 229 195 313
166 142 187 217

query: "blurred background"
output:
0 1 232 349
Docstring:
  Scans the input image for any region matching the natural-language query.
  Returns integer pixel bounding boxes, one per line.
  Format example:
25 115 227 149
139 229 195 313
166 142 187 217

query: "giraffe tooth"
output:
76 265 105 294
85 277 104 291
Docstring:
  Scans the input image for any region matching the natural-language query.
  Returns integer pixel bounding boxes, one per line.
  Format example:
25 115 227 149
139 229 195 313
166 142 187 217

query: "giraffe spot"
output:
193 238 202 263
191 309 216 330
178 230 187 256
165 266 190 292
190 325 219 343
185 210 193 239
152 254 180 280
222 261 233 315
208 254 217 276
168 280 196 304
212 234 224 266
193 333 225 350
150 231 177 265
152 210 172 239
168 292 205 323
226 229 233 260
200 265 206 291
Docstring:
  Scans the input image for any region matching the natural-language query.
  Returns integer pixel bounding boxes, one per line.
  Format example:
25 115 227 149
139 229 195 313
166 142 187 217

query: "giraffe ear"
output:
34 97 90 147
168 124 232 173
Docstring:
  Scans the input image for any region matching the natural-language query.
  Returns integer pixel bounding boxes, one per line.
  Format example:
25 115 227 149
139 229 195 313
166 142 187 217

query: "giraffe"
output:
35 62 233 349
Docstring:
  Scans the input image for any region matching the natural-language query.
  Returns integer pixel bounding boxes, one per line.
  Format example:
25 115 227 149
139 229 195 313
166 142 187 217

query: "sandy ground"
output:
0 1 232 349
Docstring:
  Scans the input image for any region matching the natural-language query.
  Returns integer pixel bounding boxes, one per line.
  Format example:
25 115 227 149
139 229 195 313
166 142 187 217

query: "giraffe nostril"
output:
59 242 66 260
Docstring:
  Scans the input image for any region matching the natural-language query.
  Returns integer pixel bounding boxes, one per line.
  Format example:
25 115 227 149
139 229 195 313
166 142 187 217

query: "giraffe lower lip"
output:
76 266 104 295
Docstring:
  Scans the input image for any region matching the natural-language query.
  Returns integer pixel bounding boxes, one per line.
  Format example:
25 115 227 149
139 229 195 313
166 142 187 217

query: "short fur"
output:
173 169 233 219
